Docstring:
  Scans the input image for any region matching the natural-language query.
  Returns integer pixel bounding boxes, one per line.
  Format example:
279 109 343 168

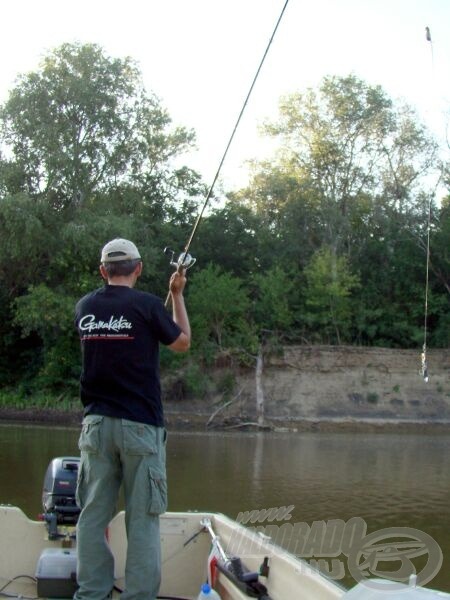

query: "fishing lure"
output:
421 345 429 383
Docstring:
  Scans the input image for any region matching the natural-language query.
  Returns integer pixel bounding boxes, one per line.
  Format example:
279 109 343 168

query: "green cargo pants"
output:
74 415 167 600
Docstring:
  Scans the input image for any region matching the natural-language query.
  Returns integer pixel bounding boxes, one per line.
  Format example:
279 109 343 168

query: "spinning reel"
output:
164 247 196 271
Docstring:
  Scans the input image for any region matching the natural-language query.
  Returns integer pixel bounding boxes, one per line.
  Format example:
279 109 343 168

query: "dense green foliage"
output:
0 45 448 399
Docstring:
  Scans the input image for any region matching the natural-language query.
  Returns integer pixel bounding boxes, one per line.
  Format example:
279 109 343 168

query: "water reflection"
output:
0 424 449 591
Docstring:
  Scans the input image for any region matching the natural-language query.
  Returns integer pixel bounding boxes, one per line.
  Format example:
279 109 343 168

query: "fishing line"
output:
165 0 290 305
421 192 432 383
421 27 432 382
421 26 435 382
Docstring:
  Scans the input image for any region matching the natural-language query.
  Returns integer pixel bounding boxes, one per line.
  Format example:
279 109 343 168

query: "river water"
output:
0 423 449 592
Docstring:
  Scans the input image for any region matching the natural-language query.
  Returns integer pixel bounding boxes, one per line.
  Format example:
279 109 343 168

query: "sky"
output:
1 0 450 191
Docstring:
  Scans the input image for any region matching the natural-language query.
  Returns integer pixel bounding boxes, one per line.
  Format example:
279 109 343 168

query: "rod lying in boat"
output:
201 518 272 600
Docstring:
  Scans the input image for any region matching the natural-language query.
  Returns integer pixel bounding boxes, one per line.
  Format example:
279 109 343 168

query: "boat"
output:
1 457 449 600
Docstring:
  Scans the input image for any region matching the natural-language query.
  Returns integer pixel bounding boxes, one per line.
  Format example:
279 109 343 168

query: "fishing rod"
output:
164 0 290 306
200 518 272 599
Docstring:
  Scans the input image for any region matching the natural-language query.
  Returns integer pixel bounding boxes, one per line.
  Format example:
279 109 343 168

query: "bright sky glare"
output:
1 0 450 190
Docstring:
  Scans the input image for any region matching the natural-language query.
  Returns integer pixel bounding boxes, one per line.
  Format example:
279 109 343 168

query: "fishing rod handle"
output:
164 263 187 308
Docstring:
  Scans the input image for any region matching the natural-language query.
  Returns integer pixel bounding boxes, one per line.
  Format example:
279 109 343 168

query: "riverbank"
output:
167 345 450 432
1 345 449 432
1 405 450 433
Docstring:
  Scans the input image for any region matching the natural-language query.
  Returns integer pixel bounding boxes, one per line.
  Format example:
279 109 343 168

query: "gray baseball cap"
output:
101 238 141 263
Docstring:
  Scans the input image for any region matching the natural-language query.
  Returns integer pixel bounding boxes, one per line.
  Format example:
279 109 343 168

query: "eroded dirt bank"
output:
164 346 450 431
1 346 449 432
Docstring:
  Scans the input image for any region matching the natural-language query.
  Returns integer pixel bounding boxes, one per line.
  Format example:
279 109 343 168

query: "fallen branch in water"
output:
206 389 243 429
223 421 273 431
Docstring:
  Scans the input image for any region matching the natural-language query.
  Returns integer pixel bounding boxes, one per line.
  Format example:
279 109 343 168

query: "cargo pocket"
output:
122 420 158 455
78 415 103 454
147 467 167 515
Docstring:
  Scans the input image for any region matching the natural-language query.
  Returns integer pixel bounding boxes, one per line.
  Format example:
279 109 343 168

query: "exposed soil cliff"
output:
164 346 450 431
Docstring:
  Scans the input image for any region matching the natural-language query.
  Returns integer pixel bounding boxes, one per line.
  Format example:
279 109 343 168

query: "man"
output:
74 238 190 600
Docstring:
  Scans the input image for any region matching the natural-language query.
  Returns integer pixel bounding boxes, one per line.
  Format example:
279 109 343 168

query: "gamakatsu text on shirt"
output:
78 314 133 333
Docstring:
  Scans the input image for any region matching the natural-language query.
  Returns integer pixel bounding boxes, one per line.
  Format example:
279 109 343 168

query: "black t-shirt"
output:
75 285 182 426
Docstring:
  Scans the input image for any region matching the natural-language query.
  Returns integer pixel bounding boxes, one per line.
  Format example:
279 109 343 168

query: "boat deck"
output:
0 506 346 600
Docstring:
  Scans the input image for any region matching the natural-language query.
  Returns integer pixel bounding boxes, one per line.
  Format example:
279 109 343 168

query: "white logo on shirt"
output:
79 314 133 333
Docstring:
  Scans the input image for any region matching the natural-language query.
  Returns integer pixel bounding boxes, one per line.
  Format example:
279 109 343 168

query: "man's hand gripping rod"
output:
164 248 196 307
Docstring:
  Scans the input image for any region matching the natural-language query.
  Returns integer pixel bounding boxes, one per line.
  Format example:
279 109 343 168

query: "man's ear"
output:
135 262 143 277
99 264 108 280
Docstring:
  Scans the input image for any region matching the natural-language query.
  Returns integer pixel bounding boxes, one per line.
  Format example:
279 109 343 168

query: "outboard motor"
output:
35 458 80 596
42 457 81 526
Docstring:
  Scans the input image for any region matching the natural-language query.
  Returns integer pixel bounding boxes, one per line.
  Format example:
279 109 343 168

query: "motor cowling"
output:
42 457 80 525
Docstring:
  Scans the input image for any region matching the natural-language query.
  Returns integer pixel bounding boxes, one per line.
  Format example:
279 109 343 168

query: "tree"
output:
304 247 360 344
427 196 450 346
0 193 60 292
192 202 261 278
0 42 195 209
231 75 445 347
252 266 295 333
187 264 256 361
13 284 79 390
231 164 323 271
260 75 439 256
430 196 450 297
